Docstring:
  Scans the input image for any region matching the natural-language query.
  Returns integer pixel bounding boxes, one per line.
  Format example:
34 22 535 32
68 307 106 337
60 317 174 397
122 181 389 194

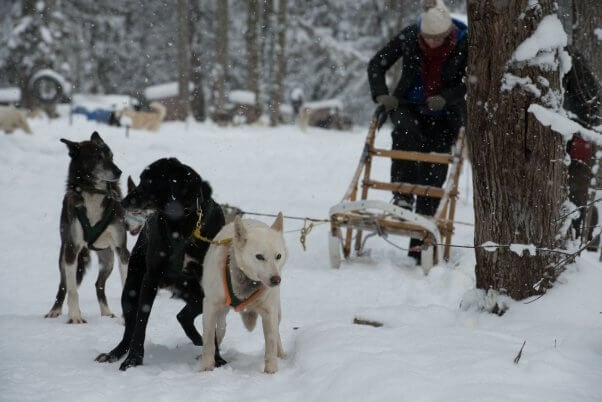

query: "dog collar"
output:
222 254 265 312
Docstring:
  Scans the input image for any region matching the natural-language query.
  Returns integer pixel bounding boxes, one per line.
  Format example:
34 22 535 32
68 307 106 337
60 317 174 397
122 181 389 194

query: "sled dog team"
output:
46 132 288 374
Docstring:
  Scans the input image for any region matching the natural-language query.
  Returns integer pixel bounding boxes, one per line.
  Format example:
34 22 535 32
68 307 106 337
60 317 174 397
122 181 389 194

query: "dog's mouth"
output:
95 173 120 183
125 211 150 235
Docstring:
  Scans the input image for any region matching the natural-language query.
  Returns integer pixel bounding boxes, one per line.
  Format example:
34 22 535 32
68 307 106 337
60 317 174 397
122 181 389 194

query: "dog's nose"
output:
114 167 122 177
270 275 281 286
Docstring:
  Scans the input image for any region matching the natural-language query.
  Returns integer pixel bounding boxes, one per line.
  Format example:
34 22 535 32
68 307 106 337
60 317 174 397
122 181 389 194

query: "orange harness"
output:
222 254 266 312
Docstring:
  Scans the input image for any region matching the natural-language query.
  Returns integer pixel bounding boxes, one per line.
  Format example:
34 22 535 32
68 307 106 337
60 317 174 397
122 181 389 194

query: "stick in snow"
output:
513 341 526 365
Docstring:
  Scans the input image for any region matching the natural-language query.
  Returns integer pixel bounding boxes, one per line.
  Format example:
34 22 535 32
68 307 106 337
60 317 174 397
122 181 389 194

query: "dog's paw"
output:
101 312 116 318
190 334 203 346
199 359 215 372
119 354 143 371
67 317 87 324
215 355 227 368
95 353 120 363
277 350 287 359
44 310 61 318
264 362 278 374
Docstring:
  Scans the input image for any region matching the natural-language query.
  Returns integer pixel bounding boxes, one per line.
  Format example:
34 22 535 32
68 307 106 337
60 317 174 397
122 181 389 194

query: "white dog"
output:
200 213 287 374
0 105 32 134
117 101 166 131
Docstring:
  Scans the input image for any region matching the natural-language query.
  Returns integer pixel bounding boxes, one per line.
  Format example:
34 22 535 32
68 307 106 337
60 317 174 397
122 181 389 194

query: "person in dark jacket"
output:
563 46 601 245
367 0 468 262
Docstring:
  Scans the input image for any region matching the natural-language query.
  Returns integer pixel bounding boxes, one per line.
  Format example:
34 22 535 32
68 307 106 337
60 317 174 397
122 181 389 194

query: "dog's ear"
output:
60 138 80 157
127 176 137 193
200 180 212 201
271 212 284 232
234 216 247 245
90 131 105 145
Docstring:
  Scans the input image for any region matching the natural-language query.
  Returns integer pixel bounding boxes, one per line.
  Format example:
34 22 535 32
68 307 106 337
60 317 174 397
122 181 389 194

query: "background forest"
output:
0 0 471 123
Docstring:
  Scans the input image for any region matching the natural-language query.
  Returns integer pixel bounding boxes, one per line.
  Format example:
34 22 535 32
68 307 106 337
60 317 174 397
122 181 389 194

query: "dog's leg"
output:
276 302 286 359
116 242 129 287
96 243 145 363
260 309 280 374
96 248 115 317
45 245 67 318
176 281 204 346
118 269 160 371
176 303 203 345
64 242 86 324
214 309 228 367
200 300 220 371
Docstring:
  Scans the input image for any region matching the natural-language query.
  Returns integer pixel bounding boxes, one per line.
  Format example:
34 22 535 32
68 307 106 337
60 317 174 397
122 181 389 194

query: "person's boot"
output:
393 193 414 211
408 238 422 264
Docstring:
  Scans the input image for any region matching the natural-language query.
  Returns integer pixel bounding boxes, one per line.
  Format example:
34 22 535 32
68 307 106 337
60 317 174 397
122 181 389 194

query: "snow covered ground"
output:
1 112 601 402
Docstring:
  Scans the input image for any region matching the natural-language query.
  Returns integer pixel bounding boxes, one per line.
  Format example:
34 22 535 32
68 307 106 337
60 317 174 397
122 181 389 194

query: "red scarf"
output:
418 27 457 99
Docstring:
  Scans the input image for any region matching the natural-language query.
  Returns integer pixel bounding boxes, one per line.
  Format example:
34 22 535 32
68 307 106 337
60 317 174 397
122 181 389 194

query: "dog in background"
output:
117 101 166 131
96 158 226 371
0 105 32 134
200 213 288 374
45 132 130 323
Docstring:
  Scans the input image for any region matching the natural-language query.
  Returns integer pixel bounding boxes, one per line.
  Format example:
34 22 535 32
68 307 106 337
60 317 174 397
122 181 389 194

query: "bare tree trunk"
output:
176 0 190 121
214 0 229 115
572 0 602 80
190 0 205 121
467 0 567 300
19 0 37 109
269 0 287 126
246 0 260 109
261 0 275 113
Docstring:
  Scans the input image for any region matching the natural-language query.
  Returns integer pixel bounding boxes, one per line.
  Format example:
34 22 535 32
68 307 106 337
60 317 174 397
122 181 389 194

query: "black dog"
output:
46 132 130 323
95 158 226 371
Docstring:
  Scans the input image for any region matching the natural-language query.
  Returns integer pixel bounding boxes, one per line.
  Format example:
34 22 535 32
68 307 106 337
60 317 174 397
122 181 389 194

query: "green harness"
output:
75 188 118 251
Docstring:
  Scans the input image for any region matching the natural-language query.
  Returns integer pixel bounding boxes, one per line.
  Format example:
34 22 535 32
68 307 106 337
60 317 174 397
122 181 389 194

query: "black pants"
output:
390 106 461 216
568 158 597 240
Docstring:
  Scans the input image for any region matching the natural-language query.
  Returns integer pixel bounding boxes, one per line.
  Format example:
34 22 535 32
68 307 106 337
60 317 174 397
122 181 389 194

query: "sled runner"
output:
328 108 466 273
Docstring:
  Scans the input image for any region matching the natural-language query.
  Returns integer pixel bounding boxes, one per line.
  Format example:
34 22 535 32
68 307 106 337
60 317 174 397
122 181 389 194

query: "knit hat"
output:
420 0 452 38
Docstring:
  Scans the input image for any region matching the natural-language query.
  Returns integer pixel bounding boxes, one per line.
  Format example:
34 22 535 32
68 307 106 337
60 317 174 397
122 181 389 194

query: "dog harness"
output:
74 187 118 250
192 204 265 311
222 254 266 312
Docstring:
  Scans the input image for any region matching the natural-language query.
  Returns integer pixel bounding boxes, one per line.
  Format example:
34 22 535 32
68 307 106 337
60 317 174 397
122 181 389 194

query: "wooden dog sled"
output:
328 109 467 273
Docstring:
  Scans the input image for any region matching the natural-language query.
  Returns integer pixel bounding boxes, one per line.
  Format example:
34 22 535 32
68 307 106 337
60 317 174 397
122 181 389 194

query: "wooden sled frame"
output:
328 111 466 273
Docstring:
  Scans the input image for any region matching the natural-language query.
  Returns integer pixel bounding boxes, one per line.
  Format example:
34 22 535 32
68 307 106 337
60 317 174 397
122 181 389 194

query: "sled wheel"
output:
329 233 342 269
421 245 434 275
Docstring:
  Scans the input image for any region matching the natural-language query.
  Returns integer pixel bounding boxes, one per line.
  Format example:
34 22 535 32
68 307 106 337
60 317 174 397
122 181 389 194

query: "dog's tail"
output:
241 311 258 332
149 101 167 121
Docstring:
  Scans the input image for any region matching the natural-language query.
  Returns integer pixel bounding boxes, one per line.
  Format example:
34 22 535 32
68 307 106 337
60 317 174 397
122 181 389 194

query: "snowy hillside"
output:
1 114 601 402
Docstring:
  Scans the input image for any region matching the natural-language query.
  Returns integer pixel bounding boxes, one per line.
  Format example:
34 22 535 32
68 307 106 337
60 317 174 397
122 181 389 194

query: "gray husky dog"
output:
45 132 130 323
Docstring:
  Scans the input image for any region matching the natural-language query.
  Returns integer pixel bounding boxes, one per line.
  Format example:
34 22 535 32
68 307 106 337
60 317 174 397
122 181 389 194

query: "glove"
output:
376 94 399 112
426 95 446 111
